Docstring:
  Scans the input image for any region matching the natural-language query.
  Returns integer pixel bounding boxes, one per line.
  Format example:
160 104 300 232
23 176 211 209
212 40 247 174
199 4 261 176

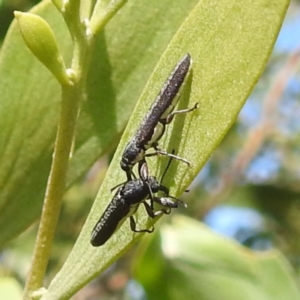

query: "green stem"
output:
90 0 128 35
23 84 81 299
22 2 97 297
22 0 126 297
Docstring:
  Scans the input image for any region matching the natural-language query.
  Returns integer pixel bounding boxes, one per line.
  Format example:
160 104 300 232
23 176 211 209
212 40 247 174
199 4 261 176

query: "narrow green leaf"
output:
135 216 300 300
43 0 289 299
0 0 199 245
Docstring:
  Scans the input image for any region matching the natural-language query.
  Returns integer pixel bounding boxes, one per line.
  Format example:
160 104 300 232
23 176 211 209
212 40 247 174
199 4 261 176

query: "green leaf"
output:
42 0 289 299
0 0 200 245
134 216 300 300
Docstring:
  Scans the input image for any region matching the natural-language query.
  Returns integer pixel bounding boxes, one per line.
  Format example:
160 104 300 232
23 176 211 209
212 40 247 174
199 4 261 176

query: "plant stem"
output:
22 0 126 297
23 83 81 299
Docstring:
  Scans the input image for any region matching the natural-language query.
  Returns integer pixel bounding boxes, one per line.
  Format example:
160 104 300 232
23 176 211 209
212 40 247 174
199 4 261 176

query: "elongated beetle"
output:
121 53 198 181
91 152 185 247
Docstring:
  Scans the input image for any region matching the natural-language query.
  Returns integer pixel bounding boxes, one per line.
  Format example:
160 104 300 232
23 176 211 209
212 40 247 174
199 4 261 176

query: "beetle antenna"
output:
160 149 175 184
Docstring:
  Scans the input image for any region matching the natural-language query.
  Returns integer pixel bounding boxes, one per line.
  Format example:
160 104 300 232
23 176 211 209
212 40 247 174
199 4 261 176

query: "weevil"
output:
121 53 198 181
91 152 185 247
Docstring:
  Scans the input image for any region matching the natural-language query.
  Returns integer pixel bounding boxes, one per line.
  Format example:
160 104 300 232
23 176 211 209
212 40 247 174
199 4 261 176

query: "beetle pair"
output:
91 54 197 247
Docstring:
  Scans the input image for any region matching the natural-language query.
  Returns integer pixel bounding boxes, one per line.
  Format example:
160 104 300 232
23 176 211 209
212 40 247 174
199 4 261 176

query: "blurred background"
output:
1 0 300 299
